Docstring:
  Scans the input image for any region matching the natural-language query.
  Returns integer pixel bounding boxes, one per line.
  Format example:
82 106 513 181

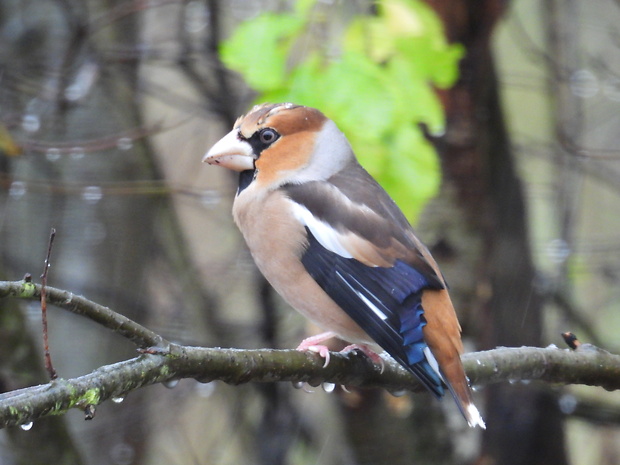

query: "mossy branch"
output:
1 279 619 429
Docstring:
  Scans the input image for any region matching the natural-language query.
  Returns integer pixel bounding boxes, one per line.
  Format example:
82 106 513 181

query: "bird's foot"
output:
296 334 385 372
305 345 332 368
296 332 337 368
341 344 385 373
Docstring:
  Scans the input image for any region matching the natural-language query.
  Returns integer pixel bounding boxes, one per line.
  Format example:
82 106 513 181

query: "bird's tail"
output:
441 355 486 428
421 289 485 428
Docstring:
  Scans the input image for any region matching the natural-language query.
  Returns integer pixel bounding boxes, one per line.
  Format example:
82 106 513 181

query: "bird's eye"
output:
259 128 279 145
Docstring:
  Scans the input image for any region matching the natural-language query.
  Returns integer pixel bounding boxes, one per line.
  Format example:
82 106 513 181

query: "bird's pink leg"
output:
297 335 385 372
296 331 337 368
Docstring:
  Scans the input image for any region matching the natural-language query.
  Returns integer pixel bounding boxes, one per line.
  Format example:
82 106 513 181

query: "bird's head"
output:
203 103 354 188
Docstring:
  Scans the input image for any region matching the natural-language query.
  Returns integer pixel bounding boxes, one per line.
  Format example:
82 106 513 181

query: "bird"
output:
203 102 485 428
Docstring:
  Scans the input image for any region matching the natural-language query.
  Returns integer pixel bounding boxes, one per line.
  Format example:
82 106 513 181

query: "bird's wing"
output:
282 163 448 396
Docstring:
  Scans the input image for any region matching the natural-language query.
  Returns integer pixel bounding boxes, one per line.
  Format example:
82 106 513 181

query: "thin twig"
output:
40 228 58 380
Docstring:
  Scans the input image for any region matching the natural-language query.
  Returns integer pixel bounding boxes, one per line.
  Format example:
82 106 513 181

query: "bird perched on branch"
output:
203 103 485 428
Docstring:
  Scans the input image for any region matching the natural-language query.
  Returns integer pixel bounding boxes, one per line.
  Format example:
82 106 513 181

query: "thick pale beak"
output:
202 129 255 172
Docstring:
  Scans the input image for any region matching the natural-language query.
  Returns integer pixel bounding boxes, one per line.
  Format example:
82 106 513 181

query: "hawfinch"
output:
203 103 485 428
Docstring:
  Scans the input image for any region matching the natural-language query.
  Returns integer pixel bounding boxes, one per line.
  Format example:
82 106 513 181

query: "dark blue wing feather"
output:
301 228 446 397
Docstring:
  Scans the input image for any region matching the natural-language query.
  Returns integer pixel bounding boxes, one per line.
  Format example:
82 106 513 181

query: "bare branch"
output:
0 280 168 349
1 279 619 429
0 344 618 429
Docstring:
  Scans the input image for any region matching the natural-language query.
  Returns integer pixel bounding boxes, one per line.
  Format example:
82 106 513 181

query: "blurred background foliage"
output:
0 1 619 465
221 0 464 218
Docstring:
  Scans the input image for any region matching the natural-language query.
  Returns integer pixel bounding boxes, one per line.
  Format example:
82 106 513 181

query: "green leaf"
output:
220 14 305 92
318 53 396 134
383 125 441 217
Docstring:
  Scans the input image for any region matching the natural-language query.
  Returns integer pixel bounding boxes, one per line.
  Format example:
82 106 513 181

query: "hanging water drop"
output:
84 404 96 420
21 114 40 133
69 147 85 159
111 396 124 404
195 381 216 398
163 379 179 389
20 422 33 431
9 181 27 199
46 148 61 161
291 381 314 393
82 186 103 204
558 394 577 414
322 382 336 393
116 137 133 151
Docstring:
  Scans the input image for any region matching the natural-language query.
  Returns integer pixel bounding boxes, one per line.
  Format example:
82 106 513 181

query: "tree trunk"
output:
427 1 569 464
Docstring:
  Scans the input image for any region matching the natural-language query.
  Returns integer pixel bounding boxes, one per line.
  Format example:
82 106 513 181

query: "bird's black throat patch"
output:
237 169 256 195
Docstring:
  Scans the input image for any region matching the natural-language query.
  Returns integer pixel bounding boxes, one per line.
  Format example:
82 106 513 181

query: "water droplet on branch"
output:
9 181 27 199
322 382 336 393
163 379 179 389
46 148 61 161
69 147 85 159
20 422 33 431
21 114 40 133
116 137 133 151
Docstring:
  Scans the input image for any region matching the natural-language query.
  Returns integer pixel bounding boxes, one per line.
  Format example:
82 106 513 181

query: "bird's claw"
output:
296 332 337 368
297 345 330 368
341 344 385 373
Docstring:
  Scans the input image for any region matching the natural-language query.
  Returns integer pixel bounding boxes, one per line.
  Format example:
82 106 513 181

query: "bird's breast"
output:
232 187 377 347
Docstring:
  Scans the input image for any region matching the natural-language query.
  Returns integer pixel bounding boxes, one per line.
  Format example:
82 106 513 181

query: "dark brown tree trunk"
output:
427 1 569 464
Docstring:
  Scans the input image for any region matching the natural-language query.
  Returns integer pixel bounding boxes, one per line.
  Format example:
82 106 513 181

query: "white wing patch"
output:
290 202 354 259
335 271 389 321
423 346 445 382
